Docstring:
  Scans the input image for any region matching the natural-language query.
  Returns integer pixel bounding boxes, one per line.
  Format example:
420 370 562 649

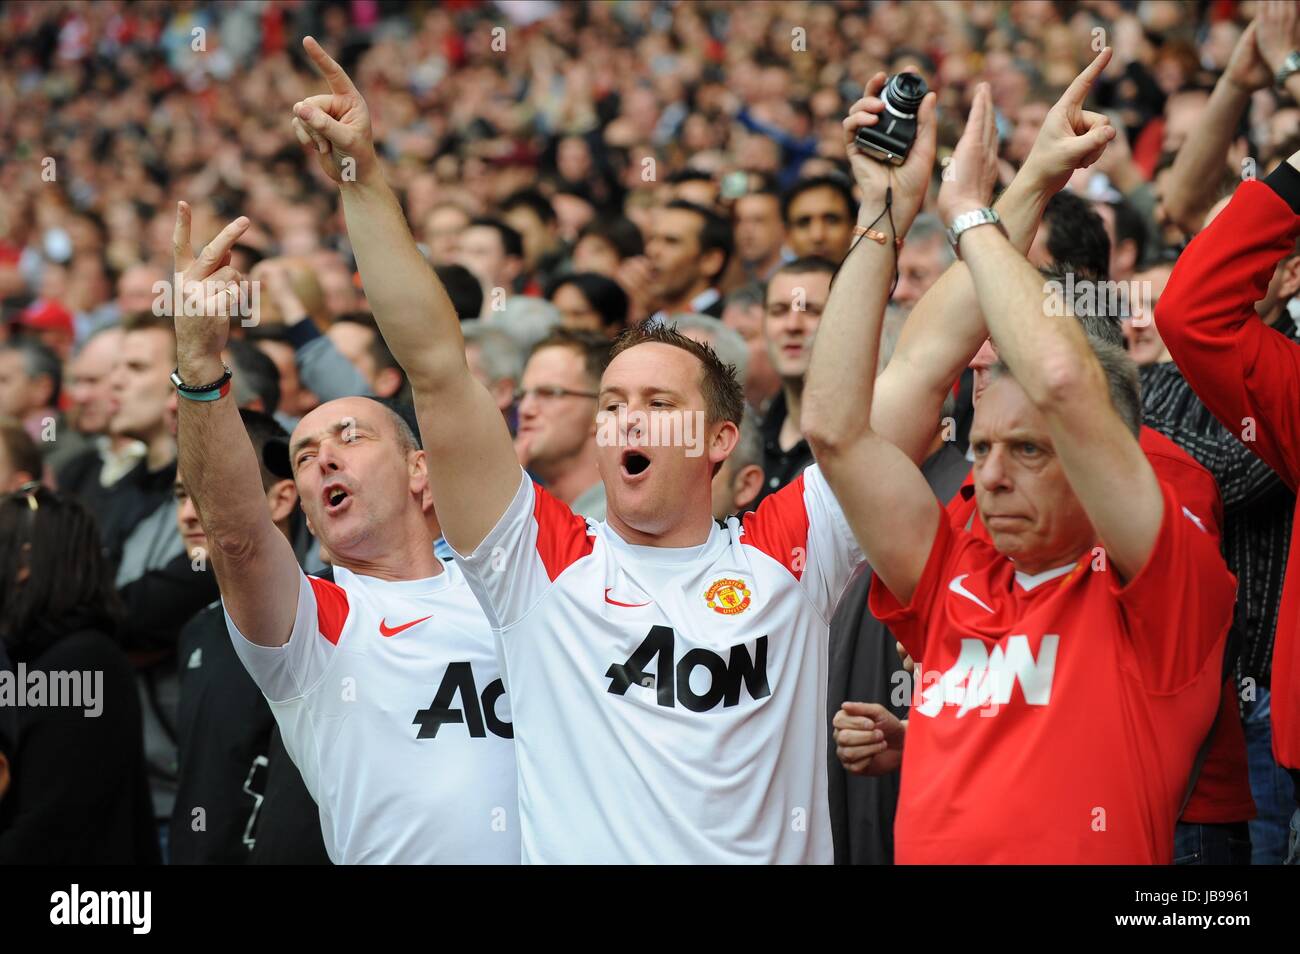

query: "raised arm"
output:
1161 18 1275 233
801 74 940 604
1157 156 1300 489
172 204 302 647
872 51 1117 464
938 86 1162 582
290 37 520 553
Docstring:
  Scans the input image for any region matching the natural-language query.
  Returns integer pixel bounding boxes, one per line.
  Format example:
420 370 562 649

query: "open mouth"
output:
621 449 651 479
322 482 353 514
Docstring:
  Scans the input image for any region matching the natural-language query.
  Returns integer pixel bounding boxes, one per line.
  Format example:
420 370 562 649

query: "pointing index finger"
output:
303 35 358 97
1063 48 1112 111
173 201 194 273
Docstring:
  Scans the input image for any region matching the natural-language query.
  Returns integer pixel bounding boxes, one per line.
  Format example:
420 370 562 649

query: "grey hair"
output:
906 214 956 268
461 319 524 385
485 296 561 353
989 335 1141 438
724 282 765 311
665 313 749 385
1040 262 1124 347
3 339 62 404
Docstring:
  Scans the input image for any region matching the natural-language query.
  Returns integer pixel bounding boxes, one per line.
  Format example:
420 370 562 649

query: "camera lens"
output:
883 73 928 116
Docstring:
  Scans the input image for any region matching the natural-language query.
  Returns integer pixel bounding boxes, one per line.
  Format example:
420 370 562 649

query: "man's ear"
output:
266 479 299 525
732 463 765 513
1115 238 1138 279
409 449 432 509
709 419 740 471
374 367 403 399
491 378 516 414
700 247 725 286
1280 254 1300 301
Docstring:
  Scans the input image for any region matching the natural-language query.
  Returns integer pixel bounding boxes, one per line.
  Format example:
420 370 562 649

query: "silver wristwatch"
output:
946 207 1003 255
1277 50 1300 89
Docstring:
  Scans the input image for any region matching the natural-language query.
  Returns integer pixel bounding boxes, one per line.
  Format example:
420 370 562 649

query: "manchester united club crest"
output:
705 577 751 615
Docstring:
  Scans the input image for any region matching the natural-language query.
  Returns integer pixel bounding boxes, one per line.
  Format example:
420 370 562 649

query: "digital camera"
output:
854 73 928 166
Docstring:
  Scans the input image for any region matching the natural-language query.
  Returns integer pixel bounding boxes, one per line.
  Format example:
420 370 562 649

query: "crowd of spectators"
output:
2 0 1299 866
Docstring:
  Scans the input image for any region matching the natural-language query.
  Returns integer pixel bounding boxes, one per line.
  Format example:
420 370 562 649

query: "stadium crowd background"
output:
1 0 1299 865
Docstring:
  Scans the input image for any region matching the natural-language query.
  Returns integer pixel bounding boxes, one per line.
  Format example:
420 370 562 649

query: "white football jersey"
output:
225 559 519 864
454 464 862 863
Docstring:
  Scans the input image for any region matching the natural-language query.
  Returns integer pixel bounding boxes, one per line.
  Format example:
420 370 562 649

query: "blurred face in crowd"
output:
0 349 50 419
710 451 763 521
764 270 830 383
1123 264 1174 366
68 328 123 436
175 463 298 560
596 342 736 538
647 206 721 305
327 322 402 399
424 204 470 266
970 338 999 402
734 193 785 270
515 344 598 473
0 430 38 491
552 283 610 335
674 178 719 209
116 265 164 316
504 206 557 270
312 255 360 317
572 234 621 278
970 373 1095 574
785 186 853 262
1163 90 1209 153
1007 100 1050 166
289 397 427 561
458 225 520 294
553 193 595 243
110 328 174 442
557 136 593 182
254 338 317 419
893 235 950 311
722 297 780 406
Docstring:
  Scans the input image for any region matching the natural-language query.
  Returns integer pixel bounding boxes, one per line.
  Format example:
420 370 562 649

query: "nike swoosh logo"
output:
379 616 432 637
604 587 652 608
947 574 994 614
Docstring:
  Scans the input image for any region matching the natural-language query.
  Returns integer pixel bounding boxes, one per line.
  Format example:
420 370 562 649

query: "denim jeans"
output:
1174 821 1251 865
1242 686 1297 865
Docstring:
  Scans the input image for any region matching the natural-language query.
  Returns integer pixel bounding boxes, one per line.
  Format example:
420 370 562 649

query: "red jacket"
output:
1158 168 1300 777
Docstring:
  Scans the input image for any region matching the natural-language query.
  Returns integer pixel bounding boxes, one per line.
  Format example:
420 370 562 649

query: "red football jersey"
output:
872 483 1236 863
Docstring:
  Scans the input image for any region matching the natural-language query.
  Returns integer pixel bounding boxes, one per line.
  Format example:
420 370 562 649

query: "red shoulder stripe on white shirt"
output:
533 482 595 581
308 575 349 645
740 472 811 581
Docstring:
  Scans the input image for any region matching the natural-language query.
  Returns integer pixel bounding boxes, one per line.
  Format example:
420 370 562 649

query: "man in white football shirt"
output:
287 37 893 863
167 205 517 864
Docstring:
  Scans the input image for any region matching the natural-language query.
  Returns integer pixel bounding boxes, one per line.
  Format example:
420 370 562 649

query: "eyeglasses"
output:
513 386 599 404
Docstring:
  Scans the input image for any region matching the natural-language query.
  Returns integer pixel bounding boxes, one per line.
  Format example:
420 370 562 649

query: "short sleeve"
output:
740 463 864 620
1110 482 1237 692
868 500 959 665
452 466 594 630
224 571 347 704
